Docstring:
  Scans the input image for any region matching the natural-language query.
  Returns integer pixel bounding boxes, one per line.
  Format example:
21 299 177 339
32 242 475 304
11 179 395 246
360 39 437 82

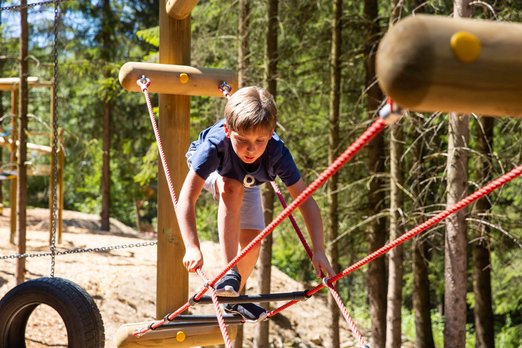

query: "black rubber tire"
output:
0 277 105 348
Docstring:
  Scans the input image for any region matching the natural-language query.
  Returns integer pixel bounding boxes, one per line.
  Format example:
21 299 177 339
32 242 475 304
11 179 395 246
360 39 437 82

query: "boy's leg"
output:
216 182 268 321
237 229 261 290
216 176 244 264
213 176 244 296
236 185 265 289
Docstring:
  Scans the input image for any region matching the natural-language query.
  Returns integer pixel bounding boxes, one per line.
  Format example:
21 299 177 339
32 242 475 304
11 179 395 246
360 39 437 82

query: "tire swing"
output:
0 277 105 348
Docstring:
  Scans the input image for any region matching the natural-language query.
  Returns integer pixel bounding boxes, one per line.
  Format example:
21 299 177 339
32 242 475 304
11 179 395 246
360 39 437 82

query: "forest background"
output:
0 0 521 347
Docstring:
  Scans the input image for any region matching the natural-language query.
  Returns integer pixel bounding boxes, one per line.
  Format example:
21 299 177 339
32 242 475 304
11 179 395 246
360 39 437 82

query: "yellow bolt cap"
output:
450 31 481 63
179 73 190 84
176 330 186 342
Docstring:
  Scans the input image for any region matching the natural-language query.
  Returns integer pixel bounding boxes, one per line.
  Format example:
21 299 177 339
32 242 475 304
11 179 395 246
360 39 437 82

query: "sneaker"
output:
224 303 268 322
215 270 241 297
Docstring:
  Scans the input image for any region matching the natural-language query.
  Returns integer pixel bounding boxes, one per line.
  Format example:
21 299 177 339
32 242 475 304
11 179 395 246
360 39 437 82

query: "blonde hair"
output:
224 86 277 133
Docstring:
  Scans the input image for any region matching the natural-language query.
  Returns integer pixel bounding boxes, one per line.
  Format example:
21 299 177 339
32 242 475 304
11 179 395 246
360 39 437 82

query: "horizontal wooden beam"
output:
114 321 237 348
376 15 522 117
0 137 52 154
166 0 199 20
119 62 238 97
0 77 53 91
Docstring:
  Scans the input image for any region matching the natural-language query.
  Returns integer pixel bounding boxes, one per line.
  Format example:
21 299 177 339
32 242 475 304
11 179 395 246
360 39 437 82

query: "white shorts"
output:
204 171 265 231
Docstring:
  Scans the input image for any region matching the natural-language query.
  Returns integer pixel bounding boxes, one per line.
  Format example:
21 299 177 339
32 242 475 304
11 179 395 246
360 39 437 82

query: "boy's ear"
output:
224 123 231 138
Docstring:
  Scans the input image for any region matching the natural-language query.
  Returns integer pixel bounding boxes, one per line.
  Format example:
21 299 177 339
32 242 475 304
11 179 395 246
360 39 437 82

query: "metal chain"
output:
0 240 157 260
49 0 60 277
0 0 69 12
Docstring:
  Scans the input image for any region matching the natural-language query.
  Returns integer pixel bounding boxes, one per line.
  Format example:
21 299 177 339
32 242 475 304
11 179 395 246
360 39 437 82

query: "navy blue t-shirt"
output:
187 119 301 187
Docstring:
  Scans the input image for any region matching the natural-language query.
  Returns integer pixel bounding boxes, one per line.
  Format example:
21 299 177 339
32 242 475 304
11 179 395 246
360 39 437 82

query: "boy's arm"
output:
177 169 206 272
287 178 336 278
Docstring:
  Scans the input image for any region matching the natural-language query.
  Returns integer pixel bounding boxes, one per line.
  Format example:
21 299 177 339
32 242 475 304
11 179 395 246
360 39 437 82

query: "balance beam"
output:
118 62 238 97
376 15 522 117
114 321 237 347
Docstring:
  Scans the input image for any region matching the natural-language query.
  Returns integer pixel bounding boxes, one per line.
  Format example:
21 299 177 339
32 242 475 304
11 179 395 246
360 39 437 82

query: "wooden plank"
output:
119 62 237 97
114 322 237 347
376 15 522 117
166 0 199 20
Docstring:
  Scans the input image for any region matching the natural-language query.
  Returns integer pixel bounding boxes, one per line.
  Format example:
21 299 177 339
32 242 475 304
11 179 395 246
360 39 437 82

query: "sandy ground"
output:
0 208 362 347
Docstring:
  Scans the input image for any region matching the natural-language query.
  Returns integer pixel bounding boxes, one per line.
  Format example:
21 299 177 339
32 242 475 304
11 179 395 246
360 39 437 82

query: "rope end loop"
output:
137 75 151 91
218 81 232 99
378 97 402 125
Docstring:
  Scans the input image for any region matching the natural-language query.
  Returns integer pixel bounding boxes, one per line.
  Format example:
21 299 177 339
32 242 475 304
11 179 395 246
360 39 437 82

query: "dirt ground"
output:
0 208 363 347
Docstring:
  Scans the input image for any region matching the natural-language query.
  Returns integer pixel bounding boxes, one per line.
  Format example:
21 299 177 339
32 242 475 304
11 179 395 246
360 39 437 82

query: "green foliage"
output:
495 321 522 348
136 27 159 48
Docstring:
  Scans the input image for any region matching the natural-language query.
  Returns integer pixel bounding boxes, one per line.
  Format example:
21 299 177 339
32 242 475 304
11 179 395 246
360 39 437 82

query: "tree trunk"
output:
234 1 250 347
385 1 404 347
413 236 436 348
411 114 435 348
325 0 342 347
100 0 113 231
16 0 29 285
238 0 250 88
254 0 278 346
472 116 495 348
444 2 470 347
364 0 387 346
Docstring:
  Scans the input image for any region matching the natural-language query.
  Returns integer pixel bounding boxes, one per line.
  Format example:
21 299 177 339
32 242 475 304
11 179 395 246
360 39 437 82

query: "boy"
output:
177 86 335 322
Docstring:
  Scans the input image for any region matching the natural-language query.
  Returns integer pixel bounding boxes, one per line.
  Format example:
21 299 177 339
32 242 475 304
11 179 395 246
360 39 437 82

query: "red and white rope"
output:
196 269 233 348
324 280 368 348
137 77 178 208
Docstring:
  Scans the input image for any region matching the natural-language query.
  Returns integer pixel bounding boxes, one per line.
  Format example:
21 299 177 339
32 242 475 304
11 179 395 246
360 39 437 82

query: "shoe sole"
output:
224 307 268 323
215 285 240 297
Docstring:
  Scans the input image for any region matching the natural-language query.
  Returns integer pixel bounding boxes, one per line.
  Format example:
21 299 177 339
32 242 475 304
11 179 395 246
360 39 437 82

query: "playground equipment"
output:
3 3 522 347
0 76 65 245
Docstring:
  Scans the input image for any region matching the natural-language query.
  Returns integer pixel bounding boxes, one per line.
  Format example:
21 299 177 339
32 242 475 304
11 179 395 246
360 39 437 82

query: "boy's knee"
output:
219 177 244 202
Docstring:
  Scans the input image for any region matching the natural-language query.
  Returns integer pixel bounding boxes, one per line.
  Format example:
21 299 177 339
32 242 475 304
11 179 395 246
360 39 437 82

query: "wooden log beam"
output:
0 77 52 91
376 15 522 117
166 0 199 20
0 137 52 154
118 62 238 97
114 322 237 348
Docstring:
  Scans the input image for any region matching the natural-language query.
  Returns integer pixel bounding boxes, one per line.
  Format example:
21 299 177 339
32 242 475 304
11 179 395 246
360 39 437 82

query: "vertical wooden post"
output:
9 89 18 245
156 0 190 318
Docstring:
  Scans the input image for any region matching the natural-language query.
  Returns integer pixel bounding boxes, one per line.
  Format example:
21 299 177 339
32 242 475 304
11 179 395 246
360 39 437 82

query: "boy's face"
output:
224 124 273 164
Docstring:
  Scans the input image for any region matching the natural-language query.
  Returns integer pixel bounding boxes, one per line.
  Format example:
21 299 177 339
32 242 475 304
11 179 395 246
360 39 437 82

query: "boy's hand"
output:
183 246 203 272
312 250 336 279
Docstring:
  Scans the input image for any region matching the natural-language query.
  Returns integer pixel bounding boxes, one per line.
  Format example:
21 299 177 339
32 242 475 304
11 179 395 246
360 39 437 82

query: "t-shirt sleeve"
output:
275 145 301 187
189 140 220 180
